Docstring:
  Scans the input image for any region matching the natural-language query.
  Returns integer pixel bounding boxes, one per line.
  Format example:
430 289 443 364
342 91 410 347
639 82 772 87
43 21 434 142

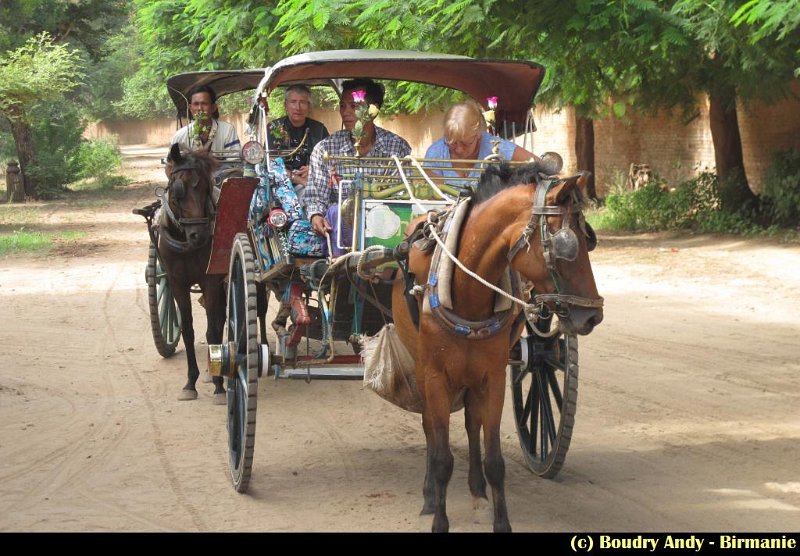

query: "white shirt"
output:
170 119 241 158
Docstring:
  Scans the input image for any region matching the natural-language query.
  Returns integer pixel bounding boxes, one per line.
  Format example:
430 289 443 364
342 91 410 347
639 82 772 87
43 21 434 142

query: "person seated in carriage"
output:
303 78 412 256
424 99 535 193
170 84 242 189
267 84 330 199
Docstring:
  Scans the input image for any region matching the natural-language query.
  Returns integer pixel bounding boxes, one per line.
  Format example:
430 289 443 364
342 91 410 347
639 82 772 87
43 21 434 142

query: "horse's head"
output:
163 143 218 249
509 170 603 335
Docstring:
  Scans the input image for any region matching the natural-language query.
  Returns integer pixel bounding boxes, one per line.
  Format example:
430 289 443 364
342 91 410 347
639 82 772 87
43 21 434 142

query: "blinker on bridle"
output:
507 176 603 317
169 163 200 201
158 161 215 253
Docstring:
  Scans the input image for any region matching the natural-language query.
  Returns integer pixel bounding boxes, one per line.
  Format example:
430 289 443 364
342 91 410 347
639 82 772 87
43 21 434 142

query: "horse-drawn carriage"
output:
138 50 603 532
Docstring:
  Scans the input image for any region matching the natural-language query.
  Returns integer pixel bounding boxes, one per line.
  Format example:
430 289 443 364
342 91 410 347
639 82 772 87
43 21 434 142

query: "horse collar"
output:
424 200 522 340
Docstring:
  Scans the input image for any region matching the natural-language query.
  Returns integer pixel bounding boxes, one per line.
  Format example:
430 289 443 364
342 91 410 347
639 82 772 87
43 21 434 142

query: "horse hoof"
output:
493 521 512 533
178 389 198 401
213 392 226 405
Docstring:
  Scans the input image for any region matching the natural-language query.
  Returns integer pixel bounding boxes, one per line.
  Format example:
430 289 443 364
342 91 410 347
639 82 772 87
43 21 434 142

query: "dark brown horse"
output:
391 163 604 532
161 143 226 403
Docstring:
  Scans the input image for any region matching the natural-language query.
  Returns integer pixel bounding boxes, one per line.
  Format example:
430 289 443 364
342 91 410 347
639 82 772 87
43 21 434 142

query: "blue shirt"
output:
424 131 517 190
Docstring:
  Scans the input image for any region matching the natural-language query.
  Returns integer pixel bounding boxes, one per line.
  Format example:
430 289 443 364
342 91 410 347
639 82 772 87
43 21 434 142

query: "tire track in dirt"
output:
97 245 209 531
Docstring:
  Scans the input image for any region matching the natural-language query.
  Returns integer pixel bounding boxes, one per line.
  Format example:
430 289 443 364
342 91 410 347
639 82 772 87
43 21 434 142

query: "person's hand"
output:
291 165 309 186
310 214 332 236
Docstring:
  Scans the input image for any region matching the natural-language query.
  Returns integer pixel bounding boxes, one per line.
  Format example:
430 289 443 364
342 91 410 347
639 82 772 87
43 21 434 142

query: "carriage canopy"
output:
166 69 270 119
253 49 546 132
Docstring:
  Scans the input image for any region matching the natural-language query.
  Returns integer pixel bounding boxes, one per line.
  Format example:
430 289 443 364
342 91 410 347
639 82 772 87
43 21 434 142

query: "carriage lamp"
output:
268 208 289 229
242 140 266 165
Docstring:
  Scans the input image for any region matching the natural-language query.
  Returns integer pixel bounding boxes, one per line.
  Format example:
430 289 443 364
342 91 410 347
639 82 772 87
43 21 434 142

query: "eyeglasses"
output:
446 135 480 150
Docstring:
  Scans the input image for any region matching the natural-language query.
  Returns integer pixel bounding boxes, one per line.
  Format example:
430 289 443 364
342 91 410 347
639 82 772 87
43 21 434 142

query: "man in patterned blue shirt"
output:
304 79 411 253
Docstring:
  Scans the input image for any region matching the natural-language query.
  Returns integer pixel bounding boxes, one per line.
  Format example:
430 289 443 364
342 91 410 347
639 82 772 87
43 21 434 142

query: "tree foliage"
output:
731 0 800 76
0 0 128 58
0 33 84 122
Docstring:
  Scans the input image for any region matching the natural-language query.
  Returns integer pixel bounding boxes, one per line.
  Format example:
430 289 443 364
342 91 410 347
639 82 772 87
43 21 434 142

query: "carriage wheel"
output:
146 240 181 357
225 233 259 493
510 318 579 478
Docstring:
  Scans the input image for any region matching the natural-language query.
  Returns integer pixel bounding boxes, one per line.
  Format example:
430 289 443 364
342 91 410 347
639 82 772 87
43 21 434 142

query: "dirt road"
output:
1 146 798 532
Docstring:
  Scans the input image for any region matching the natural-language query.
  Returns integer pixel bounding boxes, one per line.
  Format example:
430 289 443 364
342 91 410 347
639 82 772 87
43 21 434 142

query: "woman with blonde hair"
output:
424 100 534 186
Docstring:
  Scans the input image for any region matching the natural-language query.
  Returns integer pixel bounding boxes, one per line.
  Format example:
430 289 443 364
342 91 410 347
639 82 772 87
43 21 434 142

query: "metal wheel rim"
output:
147 242 181 357
510 319 579 478
225 233 259 493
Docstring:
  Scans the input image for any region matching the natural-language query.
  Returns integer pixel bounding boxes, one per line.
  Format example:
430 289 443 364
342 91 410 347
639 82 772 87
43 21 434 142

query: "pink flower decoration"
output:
487 96 498 109
351 89 367 103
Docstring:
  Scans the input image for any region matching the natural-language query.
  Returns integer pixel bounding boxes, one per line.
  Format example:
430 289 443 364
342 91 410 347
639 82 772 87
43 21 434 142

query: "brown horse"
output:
161 143 226 403
391 163 603 532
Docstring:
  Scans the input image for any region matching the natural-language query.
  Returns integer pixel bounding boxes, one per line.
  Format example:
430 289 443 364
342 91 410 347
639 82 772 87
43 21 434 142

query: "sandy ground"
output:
0 145 798 533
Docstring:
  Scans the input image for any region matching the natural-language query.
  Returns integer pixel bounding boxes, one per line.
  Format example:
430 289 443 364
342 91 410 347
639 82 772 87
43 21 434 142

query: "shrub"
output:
26 102 86 199
760 149 800 229
74 138 124 188
599 171 728 232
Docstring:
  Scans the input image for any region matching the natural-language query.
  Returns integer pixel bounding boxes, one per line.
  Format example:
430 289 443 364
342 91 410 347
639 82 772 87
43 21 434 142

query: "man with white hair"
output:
267 84 329 197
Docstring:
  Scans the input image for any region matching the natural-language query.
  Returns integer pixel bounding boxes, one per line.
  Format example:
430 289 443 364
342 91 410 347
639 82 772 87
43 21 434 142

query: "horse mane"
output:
470 162 542 206
471 162 589 209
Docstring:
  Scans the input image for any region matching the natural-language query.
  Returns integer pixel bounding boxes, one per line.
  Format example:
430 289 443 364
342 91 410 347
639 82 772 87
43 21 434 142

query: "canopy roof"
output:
256 49 546 130
166 69 269 117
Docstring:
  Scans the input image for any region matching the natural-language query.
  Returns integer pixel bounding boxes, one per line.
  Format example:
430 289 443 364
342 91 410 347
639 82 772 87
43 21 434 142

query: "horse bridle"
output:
159 162 216 253
508 176 604 318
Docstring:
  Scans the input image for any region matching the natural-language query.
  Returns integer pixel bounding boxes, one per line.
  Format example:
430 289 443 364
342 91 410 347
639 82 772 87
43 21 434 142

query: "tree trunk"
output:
574 112 597 200
6 106 36 199
708 56 758 212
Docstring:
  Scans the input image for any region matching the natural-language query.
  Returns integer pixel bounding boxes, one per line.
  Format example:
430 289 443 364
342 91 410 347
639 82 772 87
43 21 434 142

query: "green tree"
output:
731 0 800 76
668 0 799 213
0 33 84 199
0 0 127 57
122 0 285 118
273 0 681 199
0 0 129 197
130 0 799 213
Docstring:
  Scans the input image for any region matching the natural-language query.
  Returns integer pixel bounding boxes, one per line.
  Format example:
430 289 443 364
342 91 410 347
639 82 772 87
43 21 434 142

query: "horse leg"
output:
423 375 454 533
464 389 488 505
205 275 226 404
173 282 199 401
420 410 436 515
482 370 511 532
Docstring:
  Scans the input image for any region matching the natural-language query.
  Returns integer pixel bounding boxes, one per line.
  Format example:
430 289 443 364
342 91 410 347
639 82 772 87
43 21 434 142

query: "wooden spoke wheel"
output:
146 240 181 357
225 233 259 493
510 318 579 478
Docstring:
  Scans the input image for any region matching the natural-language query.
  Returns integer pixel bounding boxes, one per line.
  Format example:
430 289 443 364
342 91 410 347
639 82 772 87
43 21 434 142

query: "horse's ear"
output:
555 175 579 204
576 171 592 196
555 171 591 204
168 143 183 165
